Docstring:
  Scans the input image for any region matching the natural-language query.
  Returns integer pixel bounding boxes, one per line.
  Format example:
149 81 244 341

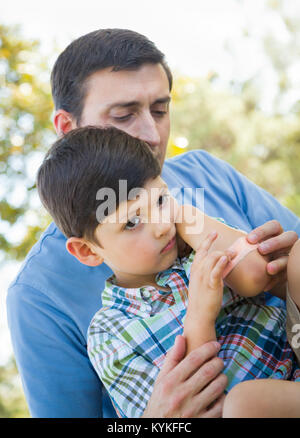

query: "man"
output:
7 29 299 418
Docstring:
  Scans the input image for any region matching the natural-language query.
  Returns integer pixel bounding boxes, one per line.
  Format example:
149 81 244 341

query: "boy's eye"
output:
125 215 141 230
158 193 169 207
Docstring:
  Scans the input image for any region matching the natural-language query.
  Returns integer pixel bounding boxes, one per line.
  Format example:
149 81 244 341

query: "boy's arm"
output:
176 204 274 298
183 232 232 355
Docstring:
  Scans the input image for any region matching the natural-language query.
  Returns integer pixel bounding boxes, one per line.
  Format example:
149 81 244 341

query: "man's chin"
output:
158 152 167 168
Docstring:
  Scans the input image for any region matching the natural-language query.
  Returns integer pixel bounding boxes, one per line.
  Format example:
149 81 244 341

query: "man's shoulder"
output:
8 222 67 292
164 148 230 168
162 149 236 183
7 221 112 336
7 221 111 307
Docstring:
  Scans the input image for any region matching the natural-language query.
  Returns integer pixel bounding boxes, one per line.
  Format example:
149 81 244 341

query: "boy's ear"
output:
66 237 104 267
54 109 77 136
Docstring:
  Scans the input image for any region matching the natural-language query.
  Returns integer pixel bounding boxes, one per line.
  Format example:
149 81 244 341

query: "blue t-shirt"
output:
6 150 300 418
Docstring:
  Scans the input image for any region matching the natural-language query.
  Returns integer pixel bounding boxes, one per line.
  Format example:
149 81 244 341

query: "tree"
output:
0 23 55 262
169 74 300 215
0 358 29 418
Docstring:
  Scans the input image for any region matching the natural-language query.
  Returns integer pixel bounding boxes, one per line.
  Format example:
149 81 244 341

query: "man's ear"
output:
66 237 104 267
54 109 77 136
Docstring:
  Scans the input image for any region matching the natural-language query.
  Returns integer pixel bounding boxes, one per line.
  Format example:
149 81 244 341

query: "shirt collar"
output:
102 256 185 307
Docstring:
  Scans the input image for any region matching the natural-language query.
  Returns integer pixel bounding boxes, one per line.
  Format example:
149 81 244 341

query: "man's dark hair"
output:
51 29 173 124
37 126 161 242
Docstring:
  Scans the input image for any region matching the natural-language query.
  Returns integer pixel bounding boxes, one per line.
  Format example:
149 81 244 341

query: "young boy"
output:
37 126 300 418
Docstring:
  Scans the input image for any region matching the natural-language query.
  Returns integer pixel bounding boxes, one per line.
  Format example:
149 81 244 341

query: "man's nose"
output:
135 112 160 148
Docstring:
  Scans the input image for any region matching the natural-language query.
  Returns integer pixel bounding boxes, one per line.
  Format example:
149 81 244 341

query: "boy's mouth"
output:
161 235 176 254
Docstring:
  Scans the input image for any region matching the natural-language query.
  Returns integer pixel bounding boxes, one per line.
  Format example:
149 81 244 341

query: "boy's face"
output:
91 176 179 288
64 63 171 167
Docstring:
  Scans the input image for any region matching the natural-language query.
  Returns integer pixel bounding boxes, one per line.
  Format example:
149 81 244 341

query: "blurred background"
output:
1 0 300 417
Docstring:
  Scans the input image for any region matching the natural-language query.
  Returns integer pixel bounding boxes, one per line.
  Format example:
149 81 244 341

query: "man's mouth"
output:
161 235 176 254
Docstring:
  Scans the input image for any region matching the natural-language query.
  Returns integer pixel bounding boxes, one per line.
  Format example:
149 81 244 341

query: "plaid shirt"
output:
88 250 300 418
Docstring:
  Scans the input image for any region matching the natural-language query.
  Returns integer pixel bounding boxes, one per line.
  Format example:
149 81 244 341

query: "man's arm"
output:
6 283 108 418
210 151 300 291
169 150 299 297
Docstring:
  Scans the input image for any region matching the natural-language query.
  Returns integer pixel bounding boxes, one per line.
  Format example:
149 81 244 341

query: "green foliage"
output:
1 2 300 417
0 358 29 417
169 75 300 215
0 23 54 263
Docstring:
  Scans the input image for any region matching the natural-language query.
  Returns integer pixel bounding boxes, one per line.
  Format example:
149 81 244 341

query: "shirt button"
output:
142 289 151 299
253 348 262 359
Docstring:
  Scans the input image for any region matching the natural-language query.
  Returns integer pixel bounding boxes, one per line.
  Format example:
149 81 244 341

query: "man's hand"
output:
142 337 227 418
247 220 298 292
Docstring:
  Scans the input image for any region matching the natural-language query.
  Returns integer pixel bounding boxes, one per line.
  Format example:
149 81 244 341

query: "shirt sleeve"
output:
87 316 159 418
201 150 300 235
6 283 105 418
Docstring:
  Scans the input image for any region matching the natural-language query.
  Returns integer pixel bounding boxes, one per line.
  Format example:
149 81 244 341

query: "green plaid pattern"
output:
88 251 300 418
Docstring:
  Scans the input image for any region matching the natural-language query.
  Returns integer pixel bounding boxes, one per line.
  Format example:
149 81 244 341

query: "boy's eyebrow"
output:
119 184 169 223
106 96 171 111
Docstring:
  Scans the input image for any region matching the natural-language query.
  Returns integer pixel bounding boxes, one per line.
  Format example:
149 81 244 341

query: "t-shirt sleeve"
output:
199 150 300 235
6 283 104 418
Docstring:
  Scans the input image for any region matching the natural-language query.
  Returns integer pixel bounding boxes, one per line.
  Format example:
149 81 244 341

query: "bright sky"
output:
1 0 289 80
1 0 300 364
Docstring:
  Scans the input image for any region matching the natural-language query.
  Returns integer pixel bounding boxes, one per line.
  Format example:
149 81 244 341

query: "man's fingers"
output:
247 220 283 244
201 393 227 418
267 255 289 276
159 335 186 378
171 341 221 383
193 372 227 416
188 356 225 396
257 231 298 256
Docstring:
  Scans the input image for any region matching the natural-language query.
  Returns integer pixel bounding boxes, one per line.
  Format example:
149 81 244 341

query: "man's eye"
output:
113 114 132 122
125 216 141 230
152 111 167 118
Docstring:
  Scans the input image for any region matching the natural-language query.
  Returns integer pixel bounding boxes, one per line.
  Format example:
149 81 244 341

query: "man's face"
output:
78 63 171 166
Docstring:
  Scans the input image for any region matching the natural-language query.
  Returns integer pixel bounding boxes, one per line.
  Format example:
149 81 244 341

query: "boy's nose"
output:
153 220 172 239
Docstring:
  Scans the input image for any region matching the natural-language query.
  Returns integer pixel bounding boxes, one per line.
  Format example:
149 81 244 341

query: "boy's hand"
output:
188 231 235 321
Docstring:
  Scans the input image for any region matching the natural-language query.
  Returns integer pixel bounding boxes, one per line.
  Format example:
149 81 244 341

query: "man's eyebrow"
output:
106 96 171 111
152 96 171 105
